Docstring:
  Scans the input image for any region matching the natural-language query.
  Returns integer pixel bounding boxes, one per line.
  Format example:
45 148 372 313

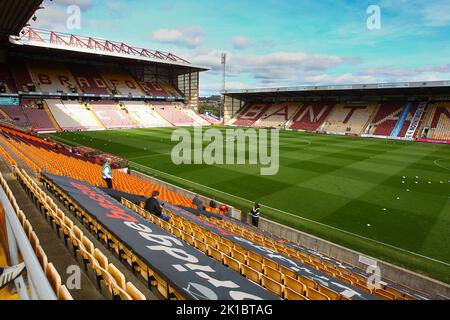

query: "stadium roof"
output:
8 28 209 72
0 0 43 37
222 80 450 100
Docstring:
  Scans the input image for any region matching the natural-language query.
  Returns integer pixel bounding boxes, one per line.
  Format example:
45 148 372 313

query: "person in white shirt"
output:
102 159 113 189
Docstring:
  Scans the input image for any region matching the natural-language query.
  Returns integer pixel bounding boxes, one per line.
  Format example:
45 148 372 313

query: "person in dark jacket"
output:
250 203 261 227
209 199 217 210
192 195 203 210
144 191 170 222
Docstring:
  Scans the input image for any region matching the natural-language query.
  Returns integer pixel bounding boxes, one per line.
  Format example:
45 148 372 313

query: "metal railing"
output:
0 174 56 300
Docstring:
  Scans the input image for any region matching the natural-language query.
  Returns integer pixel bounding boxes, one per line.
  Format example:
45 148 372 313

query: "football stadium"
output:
0 0 449 303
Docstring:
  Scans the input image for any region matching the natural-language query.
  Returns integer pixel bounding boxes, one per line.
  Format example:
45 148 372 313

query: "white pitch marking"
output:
129 161 450 268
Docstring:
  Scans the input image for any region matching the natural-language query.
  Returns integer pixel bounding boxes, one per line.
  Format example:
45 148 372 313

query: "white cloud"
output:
232 36 250 50
422 2 450 27
185 49 345 80
151 26 204 48
49 0 94 10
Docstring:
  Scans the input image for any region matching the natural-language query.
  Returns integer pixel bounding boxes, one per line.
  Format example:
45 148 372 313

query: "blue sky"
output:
32 0 450 95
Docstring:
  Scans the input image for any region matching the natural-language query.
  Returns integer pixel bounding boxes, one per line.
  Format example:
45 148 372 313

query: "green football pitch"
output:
49 127 450 283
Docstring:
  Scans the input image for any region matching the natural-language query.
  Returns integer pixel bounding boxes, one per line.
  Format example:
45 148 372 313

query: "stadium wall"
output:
248 214 450 299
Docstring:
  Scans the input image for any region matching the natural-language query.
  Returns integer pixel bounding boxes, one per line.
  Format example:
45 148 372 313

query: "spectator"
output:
53 143 59 153
209 198 217 210
0 263 26 290
102 159 113 189
144 191 170 222
250 203 261 227
192 195 203 210
219 204 230 216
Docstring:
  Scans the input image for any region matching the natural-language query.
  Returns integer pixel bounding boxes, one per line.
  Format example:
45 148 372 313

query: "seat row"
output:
209 216 422 300
0 170 71 300
15 168 145 300
40 175 183 300
122 199 338 300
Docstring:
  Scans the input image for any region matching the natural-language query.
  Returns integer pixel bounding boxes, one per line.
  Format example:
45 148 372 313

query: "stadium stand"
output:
10 168 146 300
0 106 30 128
46 100 104 131
28 62 79 94
0 126 437 300
123 102 172 128
425 102 450 140
99 67 145 96
69 64 111 95
153 103 196 126
8 60 34 93
138 82 169 97
182 108 211 126
254 103 302 128
0 64 17 93
89 102 139 129
0 168 71 300
396 103 419 138
24 108 57 132
367 102 405 136
228 104 270 127
289 102 334 131
159 83 183 98
323 103 378 135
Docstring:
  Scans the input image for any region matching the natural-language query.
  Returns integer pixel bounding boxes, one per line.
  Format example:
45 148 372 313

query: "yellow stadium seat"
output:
36 245 48 271
279 264 297 280
194 238 208 254
169 286 186 300
247 251 263 262
231 248 246 264
223 256 241 273
241 264 261 284
385 286 405 299
284 275 305 295
298 275 317 290
336 274 355 285
153 272 169 299
171 227 182 239
126 282 146 300
247 257 263 273
62 216 73 246
205 235 217 248
261 275 284 298
353 282 373 294
29 231 40 252
305 286 330 300
374 289 396 300
46 263 61 297
217 242 232 256
317 284 341 300
207 246 223 262
181 232 195 246
193 229 205 241
284 287 308 300
262 257 278 270
264 265 282 283
58 285 73 300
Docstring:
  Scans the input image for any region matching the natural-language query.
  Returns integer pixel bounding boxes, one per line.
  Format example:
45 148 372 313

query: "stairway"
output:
390 102 412 138
404 102 427 140
43 101 62 132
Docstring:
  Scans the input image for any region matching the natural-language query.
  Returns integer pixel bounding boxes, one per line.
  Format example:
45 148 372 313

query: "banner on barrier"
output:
44 174 278 301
